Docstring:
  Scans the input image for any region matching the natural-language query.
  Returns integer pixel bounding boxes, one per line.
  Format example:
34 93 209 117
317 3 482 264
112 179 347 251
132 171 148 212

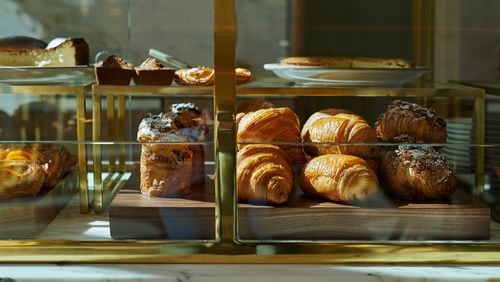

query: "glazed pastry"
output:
175 66 253 86
300 154 379 204
236 98 275 114
1 144 75 188
235 67 254 84
303 113 378 159
138 112 193 197
281 56 414 68
237 107 305 164
24 144 75 188
301 108 351 139
380 145 457 200
237 144 294 205
375 100 447 144
175 66 214 86
0 160 45 199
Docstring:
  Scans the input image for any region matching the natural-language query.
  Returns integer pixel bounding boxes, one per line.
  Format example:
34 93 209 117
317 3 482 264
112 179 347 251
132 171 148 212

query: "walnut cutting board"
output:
0 169 78 239
109 170 490 241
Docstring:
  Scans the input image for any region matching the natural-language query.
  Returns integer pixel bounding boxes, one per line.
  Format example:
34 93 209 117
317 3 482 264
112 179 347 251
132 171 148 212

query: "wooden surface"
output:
0 169 78 239
109 170 491 241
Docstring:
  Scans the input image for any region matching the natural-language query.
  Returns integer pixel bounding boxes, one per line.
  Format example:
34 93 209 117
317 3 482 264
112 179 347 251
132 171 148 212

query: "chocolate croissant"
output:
0 160 45 199
237 107 305 164
375 100 447 144
380 145 457 200
237 144 294 205
300 154 379 204
303 113 378 159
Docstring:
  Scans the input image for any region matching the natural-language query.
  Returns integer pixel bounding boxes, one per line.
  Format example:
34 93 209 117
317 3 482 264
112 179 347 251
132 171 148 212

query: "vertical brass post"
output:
214 0 237 244
92 86 103 213
107 94 116 173
76 87 89 213
118 95 126 173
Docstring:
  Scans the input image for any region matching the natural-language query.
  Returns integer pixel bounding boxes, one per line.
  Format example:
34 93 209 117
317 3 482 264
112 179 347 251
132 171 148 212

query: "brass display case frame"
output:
0 0 499 264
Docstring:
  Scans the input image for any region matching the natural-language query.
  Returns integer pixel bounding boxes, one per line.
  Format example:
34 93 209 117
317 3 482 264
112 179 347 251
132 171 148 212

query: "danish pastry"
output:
300 154 379 204
380 145 457 200
0 160 45 199
174 66 253 86
375 100 447 144
237 144 294 205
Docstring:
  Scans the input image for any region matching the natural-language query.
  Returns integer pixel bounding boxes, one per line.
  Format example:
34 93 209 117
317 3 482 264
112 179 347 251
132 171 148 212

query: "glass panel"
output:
0 0 215 242
236 0 499 243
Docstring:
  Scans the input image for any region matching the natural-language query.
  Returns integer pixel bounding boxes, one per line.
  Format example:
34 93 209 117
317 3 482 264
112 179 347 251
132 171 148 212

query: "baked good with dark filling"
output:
133 57 175 85
95 54 135 85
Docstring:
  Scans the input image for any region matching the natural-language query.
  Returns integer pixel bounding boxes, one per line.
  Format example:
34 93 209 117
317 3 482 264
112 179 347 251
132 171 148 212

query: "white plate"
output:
263 63 431 86
0 66 95 85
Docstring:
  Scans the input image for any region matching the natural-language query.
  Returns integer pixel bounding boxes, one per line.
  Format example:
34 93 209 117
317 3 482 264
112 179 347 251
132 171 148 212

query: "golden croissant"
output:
237 107 305 164
237 98 275 114
380 145 457 200
303 113 377 159
375 100 447 143
237 144 294 204
301 108 351 139
300 154 379 204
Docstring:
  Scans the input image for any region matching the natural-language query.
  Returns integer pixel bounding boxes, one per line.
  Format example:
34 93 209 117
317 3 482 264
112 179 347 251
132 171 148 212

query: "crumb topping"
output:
395 145 454 181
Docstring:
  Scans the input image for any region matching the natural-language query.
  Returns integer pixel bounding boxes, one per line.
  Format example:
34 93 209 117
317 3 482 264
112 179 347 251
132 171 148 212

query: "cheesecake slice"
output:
0 38 89 67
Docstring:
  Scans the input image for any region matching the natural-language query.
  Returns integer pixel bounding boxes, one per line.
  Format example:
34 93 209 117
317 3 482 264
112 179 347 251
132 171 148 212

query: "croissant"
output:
303 113 378 159
375 100 447 143
0 160 45 199
237 98 275 114
301 108 351 139
380 145 457 200
237 144 294 204
300 154 379 204
237 107 305 164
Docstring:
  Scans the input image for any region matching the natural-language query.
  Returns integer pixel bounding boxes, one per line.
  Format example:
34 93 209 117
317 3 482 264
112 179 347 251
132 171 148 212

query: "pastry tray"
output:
0 168 78 239
109 169 490 241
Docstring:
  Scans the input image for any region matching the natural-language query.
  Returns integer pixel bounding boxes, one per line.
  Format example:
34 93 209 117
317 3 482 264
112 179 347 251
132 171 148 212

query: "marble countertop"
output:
0 264 499 281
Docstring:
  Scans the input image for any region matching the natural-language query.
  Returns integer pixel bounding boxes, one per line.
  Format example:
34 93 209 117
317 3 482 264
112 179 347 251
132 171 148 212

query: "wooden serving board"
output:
0 169 78 239
109 170 490 240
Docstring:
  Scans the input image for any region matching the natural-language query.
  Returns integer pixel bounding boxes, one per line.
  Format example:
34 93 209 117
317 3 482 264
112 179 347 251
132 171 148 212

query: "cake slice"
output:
0 38 89 67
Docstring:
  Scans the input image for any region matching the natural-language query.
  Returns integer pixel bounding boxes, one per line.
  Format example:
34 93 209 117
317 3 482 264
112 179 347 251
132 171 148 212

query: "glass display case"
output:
0 0 499 263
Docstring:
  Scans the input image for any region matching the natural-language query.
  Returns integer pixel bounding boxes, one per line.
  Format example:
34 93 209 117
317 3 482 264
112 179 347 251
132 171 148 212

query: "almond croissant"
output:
303 113 377 159
375 100 447 143
237 144 294 205
380 145 457 200
237 107 305 164
300 154 379 204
